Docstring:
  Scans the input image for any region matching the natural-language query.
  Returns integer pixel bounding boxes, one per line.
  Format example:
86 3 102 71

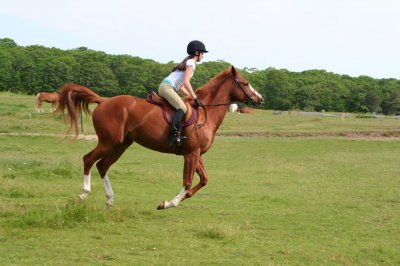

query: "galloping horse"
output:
36 91 59 112
56 67 264 209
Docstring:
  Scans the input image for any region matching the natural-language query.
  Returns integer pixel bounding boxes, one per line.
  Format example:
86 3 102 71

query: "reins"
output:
195 103 230 129
203 103 231 107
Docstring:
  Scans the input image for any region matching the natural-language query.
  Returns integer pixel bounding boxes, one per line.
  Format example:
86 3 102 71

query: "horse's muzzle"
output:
250 96 264 107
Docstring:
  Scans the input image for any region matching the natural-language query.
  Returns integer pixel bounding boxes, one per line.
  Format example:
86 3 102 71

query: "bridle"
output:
202 76 260 107
195 76 261 128
233 78 260 107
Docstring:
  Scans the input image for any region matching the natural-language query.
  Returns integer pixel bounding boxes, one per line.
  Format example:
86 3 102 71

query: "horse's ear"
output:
231 66 237 77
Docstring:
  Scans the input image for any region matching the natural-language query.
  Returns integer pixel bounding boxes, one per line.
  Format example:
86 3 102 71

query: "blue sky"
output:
1 0 399 79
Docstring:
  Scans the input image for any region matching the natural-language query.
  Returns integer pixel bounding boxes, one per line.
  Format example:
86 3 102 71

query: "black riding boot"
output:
169 108 185 146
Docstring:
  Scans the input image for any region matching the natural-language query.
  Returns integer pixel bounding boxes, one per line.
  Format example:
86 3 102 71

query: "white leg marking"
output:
83 174 91 192
78 173 91 200
163 187 188 209
102 174 114 206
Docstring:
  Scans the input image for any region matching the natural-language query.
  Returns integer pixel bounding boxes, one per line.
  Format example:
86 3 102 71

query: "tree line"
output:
1 38 400 114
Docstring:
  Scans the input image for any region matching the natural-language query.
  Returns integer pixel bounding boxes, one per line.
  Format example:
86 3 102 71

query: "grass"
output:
219 110 400 135
1 137 399 265
0 92 95 135
0 92 400 265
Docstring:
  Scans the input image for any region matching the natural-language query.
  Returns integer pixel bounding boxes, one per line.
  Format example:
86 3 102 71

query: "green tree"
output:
265 69 293 110
0 50 14 90
382 91 400 115
295 86 317 111
0 38 18 48
365 90 381 113
1 37 400 115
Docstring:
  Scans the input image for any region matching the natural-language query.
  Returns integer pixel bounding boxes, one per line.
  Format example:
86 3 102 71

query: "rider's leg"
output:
159 83 188 145
169 108 185 145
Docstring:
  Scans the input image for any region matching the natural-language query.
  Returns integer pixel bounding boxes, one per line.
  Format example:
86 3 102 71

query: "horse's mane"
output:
195 68 232 98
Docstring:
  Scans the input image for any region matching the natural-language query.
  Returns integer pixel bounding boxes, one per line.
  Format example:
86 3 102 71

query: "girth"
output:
146 91 198 127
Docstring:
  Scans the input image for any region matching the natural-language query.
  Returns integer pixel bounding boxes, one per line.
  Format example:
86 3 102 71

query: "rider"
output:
158 40 208 146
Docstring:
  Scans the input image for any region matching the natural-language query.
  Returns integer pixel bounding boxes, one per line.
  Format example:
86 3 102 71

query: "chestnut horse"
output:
238 107 254 114
36 92 59 112
56 67 263 209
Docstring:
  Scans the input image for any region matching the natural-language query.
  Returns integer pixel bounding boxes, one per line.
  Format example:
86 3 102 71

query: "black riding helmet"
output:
187 40 208 56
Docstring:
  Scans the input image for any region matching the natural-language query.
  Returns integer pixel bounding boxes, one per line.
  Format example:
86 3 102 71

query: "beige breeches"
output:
158 83 187 113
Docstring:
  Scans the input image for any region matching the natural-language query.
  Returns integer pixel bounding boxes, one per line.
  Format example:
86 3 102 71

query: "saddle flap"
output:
162 102 197 127
146 91 198 127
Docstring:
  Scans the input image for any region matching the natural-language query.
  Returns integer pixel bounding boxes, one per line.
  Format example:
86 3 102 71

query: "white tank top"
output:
163 59 196 90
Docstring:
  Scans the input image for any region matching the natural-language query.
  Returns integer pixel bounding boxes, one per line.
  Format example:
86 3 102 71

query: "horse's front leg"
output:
157 150 200 210
183 156 208 200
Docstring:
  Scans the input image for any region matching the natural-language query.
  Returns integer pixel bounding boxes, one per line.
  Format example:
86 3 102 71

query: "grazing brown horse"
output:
56 67 263 209
238 107 254 114
36 92 59 112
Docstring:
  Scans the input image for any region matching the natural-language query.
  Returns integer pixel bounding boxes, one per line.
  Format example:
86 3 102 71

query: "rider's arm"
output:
182 66 197 99
179 86 190 97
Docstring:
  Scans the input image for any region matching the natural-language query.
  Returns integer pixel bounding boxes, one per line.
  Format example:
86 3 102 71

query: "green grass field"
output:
1 91 400 137
0 92 399 265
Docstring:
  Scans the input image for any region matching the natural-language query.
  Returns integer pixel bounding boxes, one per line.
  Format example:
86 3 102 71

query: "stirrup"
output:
176 135 187 146
169 132 187 146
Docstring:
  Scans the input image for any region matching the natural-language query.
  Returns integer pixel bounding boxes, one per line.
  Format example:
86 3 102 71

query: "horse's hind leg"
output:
96 135 134 206
79 144 110 200
37 102 42 112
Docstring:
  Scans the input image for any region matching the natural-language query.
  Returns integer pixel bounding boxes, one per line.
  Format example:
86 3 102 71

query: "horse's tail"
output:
55 83 104 136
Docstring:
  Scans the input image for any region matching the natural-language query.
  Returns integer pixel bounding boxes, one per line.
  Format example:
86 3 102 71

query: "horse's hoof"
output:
157 201 166 210
78 193 88 201
106 196 114 208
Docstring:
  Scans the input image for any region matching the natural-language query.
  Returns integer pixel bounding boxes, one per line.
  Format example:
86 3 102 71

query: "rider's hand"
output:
194 98 204 108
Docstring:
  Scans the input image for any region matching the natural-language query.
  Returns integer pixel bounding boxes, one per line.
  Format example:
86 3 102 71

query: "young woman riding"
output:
158 40 208 146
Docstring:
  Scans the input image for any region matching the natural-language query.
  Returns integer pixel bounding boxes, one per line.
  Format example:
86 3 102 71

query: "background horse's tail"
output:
55 84 104 136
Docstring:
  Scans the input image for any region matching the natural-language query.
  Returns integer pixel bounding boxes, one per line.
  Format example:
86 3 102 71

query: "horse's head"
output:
230 66 264 107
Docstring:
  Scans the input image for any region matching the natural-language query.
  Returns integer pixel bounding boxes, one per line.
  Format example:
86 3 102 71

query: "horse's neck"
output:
198 80 231 131
207 105 229 133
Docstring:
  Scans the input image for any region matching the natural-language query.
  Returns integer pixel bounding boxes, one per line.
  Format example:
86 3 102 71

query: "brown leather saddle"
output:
146 91 198 127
